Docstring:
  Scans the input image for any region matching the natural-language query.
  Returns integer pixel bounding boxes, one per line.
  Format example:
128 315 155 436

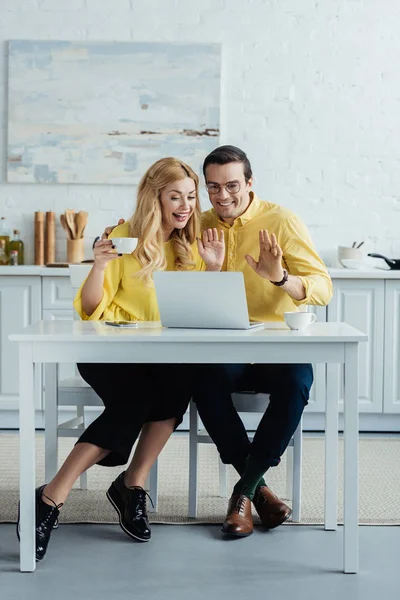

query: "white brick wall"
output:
0 0 399 265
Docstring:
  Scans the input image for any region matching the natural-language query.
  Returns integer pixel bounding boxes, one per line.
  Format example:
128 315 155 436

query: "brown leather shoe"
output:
253 486 292 529
222 493 253 537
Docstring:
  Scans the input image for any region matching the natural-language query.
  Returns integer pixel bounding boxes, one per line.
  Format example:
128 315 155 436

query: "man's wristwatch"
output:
271 269 288 287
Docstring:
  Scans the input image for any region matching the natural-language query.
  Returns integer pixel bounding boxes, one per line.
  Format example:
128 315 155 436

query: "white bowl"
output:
110 237 138 254
338 246 365 267
340 258 370 270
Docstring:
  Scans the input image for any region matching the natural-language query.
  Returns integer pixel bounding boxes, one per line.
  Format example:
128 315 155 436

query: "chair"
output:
188 393 302 522
44 264 158 510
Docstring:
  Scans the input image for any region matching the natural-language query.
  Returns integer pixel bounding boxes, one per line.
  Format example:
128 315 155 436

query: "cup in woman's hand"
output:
110 237 138 254
284 312 317 331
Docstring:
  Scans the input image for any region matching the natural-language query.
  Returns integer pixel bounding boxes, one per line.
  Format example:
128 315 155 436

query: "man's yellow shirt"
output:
201 192 333 322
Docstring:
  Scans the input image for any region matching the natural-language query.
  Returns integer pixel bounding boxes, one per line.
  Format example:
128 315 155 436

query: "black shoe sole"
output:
16 503 44 562
106 487 150 543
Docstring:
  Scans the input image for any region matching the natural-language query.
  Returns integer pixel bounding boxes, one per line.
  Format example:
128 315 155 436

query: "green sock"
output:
232 456 267 499
233 455 271 500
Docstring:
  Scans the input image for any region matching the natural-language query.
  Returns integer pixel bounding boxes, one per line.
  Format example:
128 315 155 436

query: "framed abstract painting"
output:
7 40 221 184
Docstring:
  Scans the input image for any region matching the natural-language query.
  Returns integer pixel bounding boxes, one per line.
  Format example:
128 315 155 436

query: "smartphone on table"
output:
104 321 138 328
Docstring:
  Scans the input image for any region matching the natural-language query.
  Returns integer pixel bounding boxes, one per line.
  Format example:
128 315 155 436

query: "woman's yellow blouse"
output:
74 223 205 322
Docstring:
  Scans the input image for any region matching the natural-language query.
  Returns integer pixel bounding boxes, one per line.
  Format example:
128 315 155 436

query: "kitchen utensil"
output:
367 253 400 270
75 211 88 239
65 209 77 239
60 214 72 240
45 262 69 268
356 241 364 249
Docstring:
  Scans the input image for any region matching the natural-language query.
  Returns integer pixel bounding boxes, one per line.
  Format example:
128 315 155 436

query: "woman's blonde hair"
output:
129 157 201 283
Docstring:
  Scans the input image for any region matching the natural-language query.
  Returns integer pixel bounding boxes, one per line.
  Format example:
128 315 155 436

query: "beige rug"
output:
1 433 399 525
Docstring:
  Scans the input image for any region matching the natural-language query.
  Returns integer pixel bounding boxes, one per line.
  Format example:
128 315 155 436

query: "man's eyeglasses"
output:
205 181 241 195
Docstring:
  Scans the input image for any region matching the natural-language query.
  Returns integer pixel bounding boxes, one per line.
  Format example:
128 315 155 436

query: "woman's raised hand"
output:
93 239 119 270
197 228 225 272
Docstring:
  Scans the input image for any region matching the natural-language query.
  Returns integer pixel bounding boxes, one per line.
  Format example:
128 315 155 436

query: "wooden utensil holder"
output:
67 238 84 263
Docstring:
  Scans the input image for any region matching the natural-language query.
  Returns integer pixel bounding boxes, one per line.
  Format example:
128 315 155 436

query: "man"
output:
104 145 333 537
194 145 332 537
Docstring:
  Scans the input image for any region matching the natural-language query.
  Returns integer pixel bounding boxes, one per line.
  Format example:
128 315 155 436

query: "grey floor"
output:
1 524 399 600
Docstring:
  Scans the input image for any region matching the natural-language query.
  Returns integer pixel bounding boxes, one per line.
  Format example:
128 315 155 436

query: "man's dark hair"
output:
203 145 253 182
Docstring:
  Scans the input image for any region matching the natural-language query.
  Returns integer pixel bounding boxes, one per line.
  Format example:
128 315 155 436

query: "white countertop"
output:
0 265 399 279
327 267 399 279
0 265 76 276
9 319 368 343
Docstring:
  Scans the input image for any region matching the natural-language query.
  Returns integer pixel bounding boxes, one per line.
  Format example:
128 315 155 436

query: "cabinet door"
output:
42 309 75 383
42 276 72 310
305 305 327 413
328 279 384 413
383 281 400 413
0 276 41 410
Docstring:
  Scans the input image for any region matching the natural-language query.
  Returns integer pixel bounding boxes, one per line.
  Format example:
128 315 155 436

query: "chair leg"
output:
218 459 228 497
292 417 303 523
44 364 58 484
148 460 158 513
286 446 293 501
77 405 88 490
188 401 199 518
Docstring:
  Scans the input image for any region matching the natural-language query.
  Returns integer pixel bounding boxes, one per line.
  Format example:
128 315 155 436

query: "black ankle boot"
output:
106 472 152 542
17 485 62 561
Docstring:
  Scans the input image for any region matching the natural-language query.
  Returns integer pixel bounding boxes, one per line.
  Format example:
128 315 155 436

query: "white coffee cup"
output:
284 311 317 331
110 237 138 254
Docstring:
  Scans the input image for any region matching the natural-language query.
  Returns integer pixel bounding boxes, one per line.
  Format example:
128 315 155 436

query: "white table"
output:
10 320 367 573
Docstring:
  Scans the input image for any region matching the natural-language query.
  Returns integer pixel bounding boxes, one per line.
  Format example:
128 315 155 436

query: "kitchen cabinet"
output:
0 276 41 410
42 309 75 384
327 279 385 413
383 280 400 413
42 277 75 385
42 277 73 310
305 305 327 413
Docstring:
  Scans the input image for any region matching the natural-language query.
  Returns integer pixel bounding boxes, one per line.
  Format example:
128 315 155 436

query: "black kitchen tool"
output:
368 253 400 270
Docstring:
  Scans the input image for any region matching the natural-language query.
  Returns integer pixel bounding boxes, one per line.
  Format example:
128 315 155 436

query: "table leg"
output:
343 342 359 574
19 344 36 572
45 364 58 483
325 363 340 530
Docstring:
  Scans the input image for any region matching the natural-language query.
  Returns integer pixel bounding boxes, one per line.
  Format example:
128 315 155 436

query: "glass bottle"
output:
9 229 24 265
0 217 10 261
0 239 8 266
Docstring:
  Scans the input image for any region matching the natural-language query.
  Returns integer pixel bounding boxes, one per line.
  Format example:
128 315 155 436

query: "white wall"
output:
0 0 399 265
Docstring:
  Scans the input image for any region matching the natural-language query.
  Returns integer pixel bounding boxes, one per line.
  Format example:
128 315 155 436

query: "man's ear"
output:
247 177 253 190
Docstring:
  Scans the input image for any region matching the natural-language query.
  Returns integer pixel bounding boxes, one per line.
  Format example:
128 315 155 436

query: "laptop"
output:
153 271 264 330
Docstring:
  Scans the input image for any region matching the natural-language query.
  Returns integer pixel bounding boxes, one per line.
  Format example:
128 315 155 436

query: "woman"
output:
20 157 225 562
